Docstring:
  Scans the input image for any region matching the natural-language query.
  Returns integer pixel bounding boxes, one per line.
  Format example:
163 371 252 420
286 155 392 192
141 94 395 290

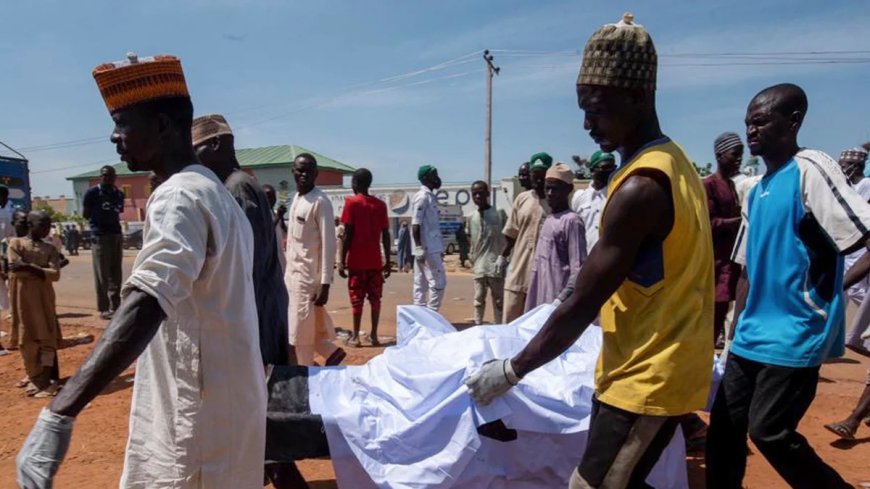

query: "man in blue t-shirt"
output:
82 165 125 319
705 83 869 489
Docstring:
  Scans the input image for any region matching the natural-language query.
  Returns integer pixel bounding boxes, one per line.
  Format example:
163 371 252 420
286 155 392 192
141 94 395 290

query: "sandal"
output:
823 421 856 440
370 336 381 347
15 377 29 388
24 383 40 397
33 383 60 399
345 336 361 348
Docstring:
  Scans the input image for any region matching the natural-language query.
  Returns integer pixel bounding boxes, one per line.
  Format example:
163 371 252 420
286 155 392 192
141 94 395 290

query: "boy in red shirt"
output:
338 169 391 347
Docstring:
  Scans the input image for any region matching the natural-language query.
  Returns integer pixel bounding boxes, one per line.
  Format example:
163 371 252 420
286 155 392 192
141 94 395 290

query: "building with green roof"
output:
67 144 354 222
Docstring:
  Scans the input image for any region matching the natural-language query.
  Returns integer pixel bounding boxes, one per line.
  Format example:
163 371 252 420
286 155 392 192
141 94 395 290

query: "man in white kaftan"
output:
15 53 267 489
121 164 266 488
285 153 343 366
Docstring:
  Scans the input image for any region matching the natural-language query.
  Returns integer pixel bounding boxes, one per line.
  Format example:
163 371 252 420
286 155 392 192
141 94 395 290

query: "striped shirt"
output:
731 149 870 367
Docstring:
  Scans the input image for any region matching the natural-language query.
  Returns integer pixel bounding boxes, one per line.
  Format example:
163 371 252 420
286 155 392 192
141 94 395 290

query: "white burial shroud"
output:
309 304 719 489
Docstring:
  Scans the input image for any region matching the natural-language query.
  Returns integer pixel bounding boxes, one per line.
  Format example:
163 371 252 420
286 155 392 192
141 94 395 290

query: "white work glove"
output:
17 408 75 489
495 255 507 276
465 358 521 406
413 245 426 260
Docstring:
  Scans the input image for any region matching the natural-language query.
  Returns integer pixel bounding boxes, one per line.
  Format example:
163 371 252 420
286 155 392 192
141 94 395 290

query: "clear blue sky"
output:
2 0 869 197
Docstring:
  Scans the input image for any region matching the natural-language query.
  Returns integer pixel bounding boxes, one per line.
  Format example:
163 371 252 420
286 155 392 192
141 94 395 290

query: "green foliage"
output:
692 161 713 177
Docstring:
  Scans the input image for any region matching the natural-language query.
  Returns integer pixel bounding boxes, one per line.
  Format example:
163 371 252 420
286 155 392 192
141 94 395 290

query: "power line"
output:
30 158 118 175
16 50 486 155
18 47 870 155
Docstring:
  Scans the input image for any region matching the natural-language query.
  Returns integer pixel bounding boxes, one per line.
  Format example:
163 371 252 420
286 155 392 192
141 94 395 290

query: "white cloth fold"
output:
309 304 692 489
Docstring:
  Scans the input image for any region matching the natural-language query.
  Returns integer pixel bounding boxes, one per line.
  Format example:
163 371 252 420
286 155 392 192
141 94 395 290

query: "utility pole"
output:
483 50 499 206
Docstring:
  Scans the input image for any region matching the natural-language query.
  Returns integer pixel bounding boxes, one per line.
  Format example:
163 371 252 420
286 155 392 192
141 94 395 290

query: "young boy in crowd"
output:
9 211 63 397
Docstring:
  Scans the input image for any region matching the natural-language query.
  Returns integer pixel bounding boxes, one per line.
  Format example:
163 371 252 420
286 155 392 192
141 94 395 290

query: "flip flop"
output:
823 421 856 440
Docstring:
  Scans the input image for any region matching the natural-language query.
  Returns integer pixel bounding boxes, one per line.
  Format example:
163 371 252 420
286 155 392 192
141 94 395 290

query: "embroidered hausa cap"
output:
578 12 657 91
93 53 189 113
545 162 575 185
191 114 233 146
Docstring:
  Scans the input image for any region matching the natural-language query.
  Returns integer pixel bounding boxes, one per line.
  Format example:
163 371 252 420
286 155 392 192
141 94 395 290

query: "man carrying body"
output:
285 153 345 366
264 183 288 273
468 181 507 324
82 165 124 320
706 84 861 489
338 168 391 347
704 132 744 347
467 14 714 488
525 163 585 310
17 53 267 489
571 150 616 252
501 153 551 322
411 165 446 311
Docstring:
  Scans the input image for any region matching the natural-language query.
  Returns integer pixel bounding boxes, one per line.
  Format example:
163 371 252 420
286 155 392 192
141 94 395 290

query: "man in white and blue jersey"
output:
706 83 869 489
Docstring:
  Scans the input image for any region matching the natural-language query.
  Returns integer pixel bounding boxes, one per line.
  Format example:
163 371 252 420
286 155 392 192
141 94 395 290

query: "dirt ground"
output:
1 252 868 488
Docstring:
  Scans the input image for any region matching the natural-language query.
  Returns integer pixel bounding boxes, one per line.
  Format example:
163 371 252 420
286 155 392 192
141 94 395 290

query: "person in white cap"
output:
525 163 586 311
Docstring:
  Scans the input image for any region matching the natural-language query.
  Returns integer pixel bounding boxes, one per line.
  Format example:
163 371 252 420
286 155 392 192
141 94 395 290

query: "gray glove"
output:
17 408 75 489
413 245 426 260
465 358 521 406
494 255 507 276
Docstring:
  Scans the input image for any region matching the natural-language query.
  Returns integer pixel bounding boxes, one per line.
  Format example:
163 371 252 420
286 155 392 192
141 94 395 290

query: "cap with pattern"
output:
93 53 189 113
714 132 743 156
192 114 233 146
840 147 868 163
578 12 657 91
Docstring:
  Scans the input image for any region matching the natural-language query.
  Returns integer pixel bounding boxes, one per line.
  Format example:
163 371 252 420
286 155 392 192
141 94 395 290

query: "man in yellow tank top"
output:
466 13 714 488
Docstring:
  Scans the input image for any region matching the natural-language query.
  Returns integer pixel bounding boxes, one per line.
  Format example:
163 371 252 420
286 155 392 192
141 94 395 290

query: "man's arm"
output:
50 289 164 417
412 225 422 250
338 224 353 278
844 242 870 289
705 185 741 235
556 217 587 303
381 228 392 278
315 198 335 305
728 268 749 341
81 189 93 220
511 173 673 378
501 236 516 259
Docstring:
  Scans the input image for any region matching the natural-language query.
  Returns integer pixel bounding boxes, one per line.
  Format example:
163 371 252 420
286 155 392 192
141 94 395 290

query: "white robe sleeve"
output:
318 195 336 285
123 188 208 317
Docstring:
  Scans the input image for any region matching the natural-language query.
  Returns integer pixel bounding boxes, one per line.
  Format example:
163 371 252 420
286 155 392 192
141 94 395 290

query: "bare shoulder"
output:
604 171 673 239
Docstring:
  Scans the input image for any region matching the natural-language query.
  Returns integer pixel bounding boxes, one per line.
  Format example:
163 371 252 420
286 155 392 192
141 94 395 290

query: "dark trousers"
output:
92 234 122 313
706 354 850 489
713 301 729 344
575 398 681 489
